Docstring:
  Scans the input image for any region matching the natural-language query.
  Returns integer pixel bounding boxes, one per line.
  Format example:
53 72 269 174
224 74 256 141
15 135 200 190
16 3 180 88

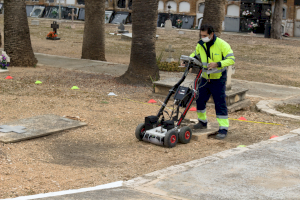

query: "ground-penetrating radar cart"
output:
135 55 205 148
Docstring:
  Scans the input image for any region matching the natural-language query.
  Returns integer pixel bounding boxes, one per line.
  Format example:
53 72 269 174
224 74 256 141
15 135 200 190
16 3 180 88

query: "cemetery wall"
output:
158 0 197 16
21 0 300 36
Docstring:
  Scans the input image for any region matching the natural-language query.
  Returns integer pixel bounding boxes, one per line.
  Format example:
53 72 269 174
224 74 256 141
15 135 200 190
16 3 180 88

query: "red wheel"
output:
135 123 145 141
185 131 191 140
164 130 178 148
170 135 177 143
179 126 192 144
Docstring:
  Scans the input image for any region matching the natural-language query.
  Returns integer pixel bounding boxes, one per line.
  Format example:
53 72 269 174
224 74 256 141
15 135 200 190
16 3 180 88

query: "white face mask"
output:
202 35 211 43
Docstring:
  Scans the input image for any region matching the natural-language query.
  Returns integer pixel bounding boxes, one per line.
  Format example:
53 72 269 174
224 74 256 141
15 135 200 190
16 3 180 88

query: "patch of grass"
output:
76 30 84 34
100 101 109 104
276 104 300 116
157 61 185 72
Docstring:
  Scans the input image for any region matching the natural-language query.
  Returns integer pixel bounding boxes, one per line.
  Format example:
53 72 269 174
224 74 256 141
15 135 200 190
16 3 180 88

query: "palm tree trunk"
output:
4 0 37 67
271 0 283 39
117 0 159 85
81 0 106 61
201 0 226 37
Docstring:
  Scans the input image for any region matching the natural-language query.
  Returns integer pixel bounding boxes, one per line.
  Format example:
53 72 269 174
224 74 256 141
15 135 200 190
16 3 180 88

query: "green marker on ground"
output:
71 86 79 90
35 80 42 84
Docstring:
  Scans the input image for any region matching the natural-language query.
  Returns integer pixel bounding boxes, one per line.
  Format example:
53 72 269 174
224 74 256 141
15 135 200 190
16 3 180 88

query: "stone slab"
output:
228 99 251 112
190 122 219 141
31 20 40 25
0 114 87 143
0 69 8 73
109 33 122 36
118 30 129 34
225 88 248 106
121 33 159 41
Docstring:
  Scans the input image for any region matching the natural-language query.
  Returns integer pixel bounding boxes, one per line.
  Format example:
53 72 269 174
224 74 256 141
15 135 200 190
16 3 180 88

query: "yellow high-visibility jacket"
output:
190 35 235 79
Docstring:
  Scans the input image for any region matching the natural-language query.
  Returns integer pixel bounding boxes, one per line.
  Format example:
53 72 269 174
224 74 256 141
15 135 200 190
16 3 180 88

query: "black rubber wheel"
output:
179 126 192 144
164 130 178 148
135 123 145 141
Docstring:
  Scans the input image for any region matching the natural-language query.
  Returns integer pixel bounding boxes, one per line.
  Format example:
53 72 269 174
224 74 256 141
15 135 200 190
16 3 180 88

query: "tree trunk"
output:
271 0 283 39
4 0 37 67
201 0 226 37
81 0 106 61
117 0 159 85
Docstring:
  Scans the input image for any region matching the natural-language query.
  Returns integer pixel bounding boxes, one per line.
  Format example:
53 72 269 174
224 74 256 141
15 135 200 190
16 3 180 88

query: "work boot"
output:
215 129 227 140
192 121 207 130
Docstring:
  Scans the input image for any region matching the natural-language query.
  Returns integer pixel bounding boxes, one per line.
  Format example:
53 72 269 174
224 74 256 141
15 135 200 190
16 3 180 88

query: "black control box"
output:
174 86 192 107
145 116 158 130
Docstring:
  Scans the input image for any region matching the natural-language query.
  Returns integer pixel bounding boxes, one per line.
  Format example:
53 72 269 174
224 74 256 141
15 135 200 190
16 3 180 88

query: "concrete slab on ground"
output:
189 122 219 141
35 53 128 77
147 136 300 199
0 115 87 143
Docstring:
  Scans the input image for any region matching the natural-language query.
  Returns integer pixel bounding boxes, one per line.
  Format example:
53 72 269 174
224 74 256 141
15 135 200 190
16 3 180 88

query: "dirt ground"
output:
0 67 299 198
0 17 300 198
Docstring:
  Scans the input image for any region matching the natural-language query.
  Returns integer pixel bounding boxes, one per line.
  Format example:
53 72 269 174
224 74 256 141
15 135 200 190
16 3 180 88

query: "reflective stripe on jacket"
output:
190 35 235 79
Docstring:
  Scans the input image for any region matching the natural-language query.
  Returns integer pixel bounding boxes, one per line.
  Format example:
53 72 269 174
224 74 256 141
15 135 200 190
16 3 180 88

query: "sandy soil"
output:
0 17 299 198
0 67 299 198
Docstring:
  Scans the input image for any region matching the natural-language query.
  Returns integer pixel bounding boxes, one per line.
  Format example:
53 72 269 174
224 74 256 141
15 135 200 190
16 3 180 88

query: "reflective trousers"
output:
196 74 229 131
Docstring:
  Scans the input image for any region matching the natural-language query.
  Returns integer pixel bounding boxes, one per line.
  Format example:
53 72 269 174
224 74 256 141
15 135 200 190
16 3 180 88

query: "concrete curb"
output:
123 132 298 188
256 100 300 120
2 181 123 200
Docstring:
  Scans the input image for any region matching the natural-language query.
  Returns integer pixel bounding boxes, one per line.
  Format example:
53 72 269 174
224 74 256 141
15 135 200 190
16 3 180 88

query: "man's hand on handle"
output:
208 62 218 70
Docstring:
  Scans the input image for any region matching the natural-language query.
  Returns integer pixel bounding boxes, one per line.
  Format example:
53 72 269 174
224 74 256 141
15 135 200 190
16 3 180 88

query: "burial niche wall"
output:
227 4 239 16
128 0 132 9
282 5 287 19
77 0 85 5
297 8 300 20
158 0 164 11
166 1 177 12
179 1 190 13
117 0 126 8
66 0 75 4
196 1 205 27
198 2 205 13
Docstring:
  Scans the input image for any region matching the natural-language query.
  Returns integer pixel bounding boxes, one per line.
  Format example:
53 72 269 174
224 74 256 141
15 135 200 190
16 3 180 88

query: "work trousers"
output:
196 73 229 132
